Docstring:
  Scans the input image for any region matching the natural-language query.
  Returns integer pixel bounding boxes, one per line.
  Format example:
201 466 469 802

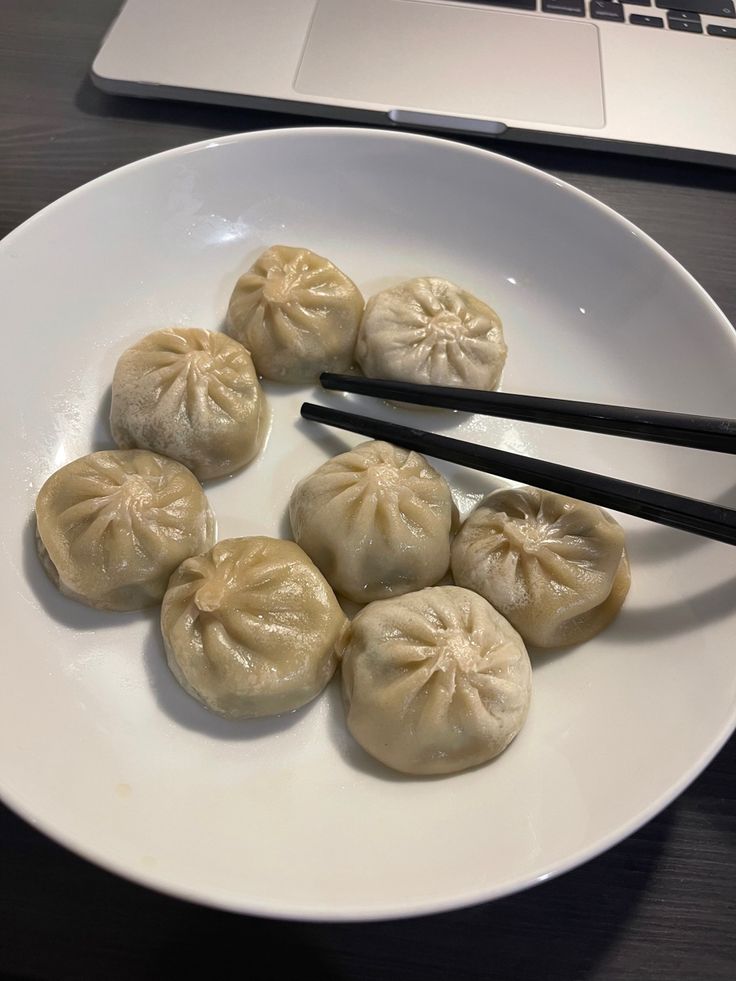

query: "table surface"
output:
2 2 735 978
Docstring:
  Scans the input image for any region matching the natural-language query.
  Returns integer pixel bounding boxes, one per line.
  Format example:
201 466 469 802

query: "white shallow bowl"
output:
1 128 735 921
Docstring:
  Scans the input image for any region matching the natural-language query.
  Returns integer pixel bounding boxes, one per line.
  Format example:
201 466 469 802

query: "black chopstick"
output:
319 373 736 455
301 402 736 546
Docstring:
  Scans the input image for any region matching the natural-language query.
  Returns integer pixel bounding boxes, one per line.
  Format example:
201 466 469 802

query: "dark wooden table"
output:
2 3 735 978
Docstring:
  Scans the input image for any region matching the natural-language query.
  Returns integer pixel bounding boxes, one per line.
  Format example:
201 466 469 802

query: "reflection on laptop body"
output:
93 0 736 166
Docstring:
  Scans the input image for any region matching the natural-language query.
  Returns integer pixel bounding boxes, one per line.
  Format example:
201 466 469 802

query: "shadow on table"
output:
74 75 324 137
319 805 671 981
679 727 736 845
0 785 676 981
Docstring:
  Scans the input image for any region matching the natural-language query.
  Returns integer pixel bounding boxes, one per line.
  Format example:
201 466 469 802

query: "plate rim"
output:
1 125 735 921
2 125 734 346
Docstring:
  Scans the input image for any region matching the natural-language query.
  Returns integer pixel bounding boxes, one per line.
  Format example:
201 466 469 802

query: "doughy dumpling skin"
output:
451 487 630 648
289 440 455 604
161 537 346 719
226 245 364 383
35 450 215 611
340 586 532 775
110 327 268 481
356 277 507 390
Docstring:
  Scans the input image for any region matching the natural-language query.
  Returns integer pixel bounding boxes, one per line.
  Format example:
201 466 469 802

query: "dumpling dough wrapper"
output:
226 245 364 384
340 585 532 775
111 327 268 481
290 439 456 604
357 277 506 391
35 449 215 611
161 537 346 719
451 486 630 648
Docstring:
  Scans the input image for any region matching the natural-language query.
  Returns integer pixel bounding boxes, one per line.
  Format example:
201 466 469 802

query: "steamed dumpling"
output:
226 245 364 383
110 327 268 481
451 487 630 648
356 277 507 390
35 449 215 611
340 585 532 775
289 440 455 604
161 537 346 718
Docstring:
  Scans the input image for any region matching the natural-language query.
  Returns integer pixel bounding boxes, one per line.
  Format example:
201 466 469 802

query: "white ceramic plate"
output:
1 128 735 921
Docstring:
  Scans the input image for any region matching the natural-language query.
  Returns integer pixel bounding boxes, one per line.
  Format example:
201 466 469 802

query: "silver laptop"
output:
92 0 736 166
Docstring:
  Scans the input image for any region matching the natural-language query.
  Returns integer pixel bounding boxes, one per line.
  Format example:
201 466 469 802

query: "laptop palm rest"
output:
295 0 604 130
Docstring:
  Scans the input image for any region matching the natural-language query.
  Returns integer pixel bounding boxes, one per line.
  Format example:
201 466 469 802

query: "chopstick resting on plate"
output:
319 373 736 455
301 387 736 546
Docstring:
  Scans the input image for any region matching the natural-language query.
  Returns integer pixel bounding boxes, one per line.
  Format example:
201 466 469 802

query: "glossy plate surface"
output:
1 128 735 920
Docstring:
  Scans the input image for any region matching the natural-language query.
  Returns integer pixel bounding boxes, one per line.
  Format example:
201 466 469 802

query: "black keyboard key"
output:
655 0 734 17
668 12 704 25
621 0 652 6
667 7 701 16
630 11 665 21
541 0 585 13
591 0 625 17
707 22 736 31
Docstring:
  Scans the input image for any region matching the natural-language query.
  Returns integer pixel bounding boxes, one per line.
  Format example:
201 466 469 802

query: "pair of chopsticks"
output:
301 373 736 546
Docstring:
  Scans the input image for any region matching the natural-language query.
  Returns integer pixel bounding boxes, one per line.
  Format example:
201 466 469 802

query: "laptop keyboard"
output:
454 0 736 32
